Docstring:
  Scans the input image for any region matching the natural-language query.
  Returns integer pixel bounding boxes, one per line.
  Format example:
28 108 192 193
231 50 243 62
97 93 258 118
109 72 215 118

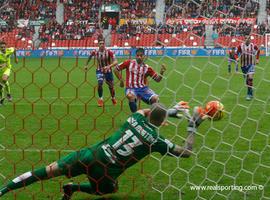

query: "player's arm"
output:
104 51 118 71
84 52 94 70
109 59 118 68
114 60 130 87
138 105 208 158
255 45 260 64
169 106 208 157
137 105 196 158
103 58 118 73
148 64 166 82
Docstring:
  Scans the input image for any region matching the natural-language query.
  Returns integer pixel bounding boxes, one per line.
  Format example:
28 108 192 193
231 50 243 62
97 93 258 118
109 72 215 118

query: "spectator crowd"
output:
0 0 270 44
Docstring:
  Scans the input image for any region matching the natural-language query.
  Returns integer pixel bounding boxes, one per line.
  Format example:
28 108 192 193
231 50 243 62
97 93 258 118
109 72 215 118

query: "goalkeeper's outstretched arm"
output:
138 102 208 158
168 105 209 158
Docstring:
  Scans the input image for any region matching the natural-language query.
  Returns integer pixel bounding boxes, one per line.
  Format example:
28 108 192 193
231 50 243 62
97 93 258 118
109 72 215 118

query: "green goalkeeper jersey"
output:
96 112 175 173
0 48 15 69
58 112 175 179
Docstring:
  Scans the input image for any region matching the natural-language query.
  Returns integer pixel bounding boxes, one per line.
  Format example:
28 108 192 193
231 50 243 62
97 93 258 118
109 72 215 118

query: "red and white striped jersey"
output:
116 59 159 88
91 48 115 72
237 43 260 67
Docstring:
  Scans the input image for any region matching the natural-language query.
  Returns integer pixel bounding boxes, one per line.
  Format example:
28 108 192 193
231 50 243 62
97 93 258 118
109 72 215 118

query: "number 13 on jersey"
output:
102 130 143 163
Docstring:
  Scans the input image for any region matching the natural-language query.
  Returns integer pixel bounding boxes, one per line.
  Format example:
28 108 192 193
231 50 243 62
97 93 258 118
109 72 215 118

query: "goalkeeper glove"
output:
187 106 209 133
168 101 191 119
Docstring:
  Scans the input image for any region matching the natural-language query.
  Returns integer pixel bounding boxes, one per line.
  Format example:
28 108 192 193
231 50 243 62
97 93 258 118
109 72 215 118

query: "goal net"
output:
0 0 269 200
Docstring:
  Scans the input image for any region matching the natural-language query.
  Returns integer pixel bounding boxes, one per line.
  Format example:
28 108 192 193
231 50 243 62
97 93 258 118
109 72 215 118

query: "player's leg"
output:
62 182 94 200
245 65 255 100
62 177 118 200
93 178 118 195
139 87 170 125
234 60 239 72
0 162 62 197
0 69 10 105
138 87 159 105
246 73 254 100
96 70 104 106
241 66 251 100
59 149 99 199
228 59 232 73
0 82 4 105
0 148 90 197
0 71 6 105
105 72 116 105
126 88 137 112
2 71 12 102
240 66 247 79
62 150 118 200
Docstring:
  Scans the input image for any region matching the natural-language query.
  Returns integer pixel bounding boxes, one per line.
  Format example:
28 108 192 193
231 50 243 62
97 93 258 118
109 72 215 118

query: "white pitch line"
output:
0 157 6 179
0 173 6 179
11 96 91 101
0 148 74 153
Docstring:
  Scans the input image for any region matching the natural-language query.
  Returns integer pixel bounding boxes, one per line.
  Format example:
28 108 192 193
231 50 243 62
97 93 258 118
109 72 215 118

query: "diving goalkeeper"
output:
0 102 211 200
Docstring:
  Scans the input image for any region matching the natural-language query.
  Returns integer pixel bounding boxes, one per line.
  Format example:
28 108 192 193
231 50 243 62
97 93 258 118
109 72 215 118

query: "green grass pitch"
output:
0 56 270 200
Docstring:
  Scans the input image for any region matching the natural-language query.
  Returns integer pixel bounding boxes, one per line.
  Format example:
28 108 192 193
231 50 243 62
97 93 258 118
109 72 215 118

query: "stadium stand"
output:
0 0 268 48
165 0 259 18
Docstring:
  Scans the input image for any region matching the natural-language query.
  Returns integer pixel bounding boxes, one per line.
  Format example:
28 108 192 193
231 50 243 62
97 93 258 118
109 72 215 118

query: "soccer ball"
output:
205 100 225 121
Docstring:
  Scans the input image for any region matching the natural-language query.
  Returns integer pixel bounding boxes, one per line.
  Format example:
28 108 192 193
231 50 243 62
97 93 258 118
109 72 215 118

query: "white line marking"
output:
0 148 74 153
0 173 6 179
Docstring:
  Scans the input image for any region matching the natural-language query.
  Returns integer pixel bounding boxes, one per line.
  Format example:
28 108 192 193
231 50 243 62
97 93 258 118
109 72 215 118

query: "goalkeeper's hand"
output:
168 101 191 119
187 106 210 131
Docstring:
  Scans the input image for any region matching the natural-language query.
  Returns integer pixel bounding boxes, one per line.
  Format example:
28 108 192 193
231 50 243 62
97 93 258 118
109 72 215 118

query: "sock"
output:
97 84 103 98
228 65 231 73
0 83 4 100
235 63 238 72
0 167 47 196
109 86 115 98
4 81 10 95
106 81 115 98
129 101 137 113
246 78 253 96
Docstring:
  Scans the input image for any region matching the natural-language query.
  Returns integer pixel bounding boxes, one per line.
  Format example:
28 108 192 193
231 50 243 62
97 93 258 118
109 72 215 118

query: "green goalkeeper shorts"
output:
57 147 119 194
57 148 93 177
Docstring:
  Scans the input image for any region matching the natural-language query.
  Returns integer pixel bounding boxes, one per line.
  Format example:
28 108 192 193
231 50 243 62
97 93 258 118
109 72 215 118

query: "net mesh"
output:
0 0 270 200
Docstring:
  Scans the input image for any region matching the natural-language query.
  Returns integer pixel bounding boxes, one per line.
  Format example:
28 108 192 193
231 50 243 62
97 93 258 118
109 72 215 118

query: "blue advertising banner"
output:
16 47 266 58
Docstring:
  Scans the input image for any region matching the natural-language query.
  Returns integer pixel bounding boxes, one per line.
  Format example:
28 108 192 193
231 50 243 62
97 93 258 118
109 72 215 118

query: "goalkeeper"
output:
0 102 211 200
0 41 18 105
